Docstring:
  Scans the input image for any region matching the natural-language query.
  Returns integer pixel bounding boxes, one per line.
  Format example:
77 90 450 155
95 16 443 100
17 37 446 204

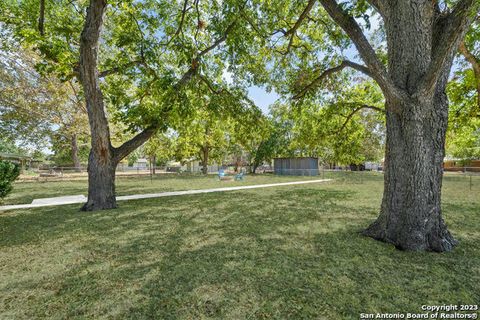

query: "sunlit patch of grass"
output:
0 173 479 319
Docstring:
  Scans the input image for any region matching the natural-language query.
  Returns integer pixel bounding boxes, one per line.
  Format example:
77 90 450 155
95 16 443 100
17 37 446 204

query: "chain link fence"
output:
317 166 480 191
16 164 480 191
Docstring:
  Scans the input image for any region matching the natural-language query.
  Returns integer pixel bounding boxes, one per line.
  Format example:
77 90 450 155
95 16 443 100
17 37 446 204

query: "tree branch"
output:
293 60 373 99
174 20 236 89
174 67 198 90
417 0 479 96
317 0 396 96
365 0 388 18
198 74 223 94
113 126 157 163
167 0 189 46
198 21 236 58
194 0 201 43
459 40 480 109
337 104 385 133
98 59 145 78
284 0 317 53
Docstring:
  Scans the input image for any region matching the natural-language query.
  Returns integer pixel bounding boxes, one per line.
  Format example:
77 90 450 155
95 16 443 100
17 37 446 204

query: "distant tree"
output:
447 74 480 160
0 160 20 202
144 131 177 172
268 81 385 166
0 46 89 169
165 79 262 174
0 137 22 154
446 21 480 161
237 116 280 173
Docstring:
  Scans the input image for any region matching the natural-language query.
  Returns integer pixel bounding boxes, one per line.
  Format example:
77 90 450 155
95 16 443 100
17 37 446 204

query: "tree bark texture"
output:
79 0 156 211
79 0 117 211
360 1 475 251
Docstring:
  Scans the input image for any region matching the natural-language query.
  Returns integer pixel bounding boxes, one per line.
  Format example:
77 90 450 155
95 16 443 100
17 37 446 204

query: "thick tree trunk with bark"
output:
71 134 81 172
82 148 117 211
316 0 479 251
361 1 470 251
77 0 229 210
364 95 457 251
79 0 117 211
79 0 156 211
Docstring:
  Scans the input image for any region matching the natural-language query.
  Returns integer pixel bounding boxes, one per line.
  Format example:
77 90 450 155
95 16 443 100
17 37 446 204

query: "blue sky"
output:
248 86 279 114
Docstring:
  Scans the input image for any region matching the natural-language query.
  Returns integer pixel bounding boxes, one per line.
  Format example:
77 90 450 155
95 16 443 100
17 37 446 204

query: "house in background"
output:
133 158 148 169
444 159 480 172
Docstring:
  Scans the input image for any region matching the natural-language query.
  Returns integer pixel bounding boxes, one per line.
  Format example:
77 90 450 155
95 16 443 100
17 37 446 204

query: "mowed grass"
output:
4 174 322 205
0 173 479 319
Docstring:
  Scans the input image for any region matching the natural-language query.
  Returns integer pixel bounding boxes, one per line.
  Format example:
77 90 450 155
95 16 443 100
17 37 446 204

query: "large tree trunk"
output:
82 148 117 211
363 94 457 251
79 0 117 211
71 134 81 172
363 1 462 251
78 0 156 211
317 0 478 252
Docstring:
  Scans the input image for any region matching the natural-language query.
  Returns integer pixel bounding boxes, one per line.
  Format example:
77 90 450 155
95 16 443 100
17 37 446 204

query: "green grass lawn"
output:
4 173 322 205
0 173 479 319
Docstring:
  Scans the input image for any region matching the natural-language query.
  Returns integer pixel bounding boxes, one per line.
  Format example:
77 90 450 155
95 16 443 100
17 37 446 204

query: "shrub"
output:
0 160 20 201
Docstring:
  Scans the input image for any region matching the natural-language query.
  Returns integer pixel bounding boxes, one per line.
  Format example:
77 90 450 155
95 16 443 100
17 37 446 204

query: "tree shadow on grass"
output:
0 188 479 319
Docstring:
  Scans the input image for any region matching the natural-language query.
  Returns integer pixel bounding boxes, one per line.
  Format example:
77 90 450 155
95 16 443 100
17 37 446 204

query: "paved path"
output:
0 179 331 211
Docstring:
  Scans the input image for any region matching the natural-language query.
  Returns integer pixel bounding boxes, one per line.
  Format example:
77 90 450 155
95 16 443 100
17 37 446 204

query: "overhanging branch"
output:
113 126 157 163
166 0 190 46
284 0 317 53
317 0 396 96
98 59 145 78
293 60 373 99
365 0 388 18
417 0 479 96
174 20 237 90
459 40 480 109
337 104 385 133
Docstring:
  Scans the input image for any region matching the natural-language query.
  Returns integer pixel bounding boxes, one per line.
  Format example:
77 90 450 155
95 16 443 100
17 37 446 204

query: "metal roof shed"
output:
273 157 319 176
